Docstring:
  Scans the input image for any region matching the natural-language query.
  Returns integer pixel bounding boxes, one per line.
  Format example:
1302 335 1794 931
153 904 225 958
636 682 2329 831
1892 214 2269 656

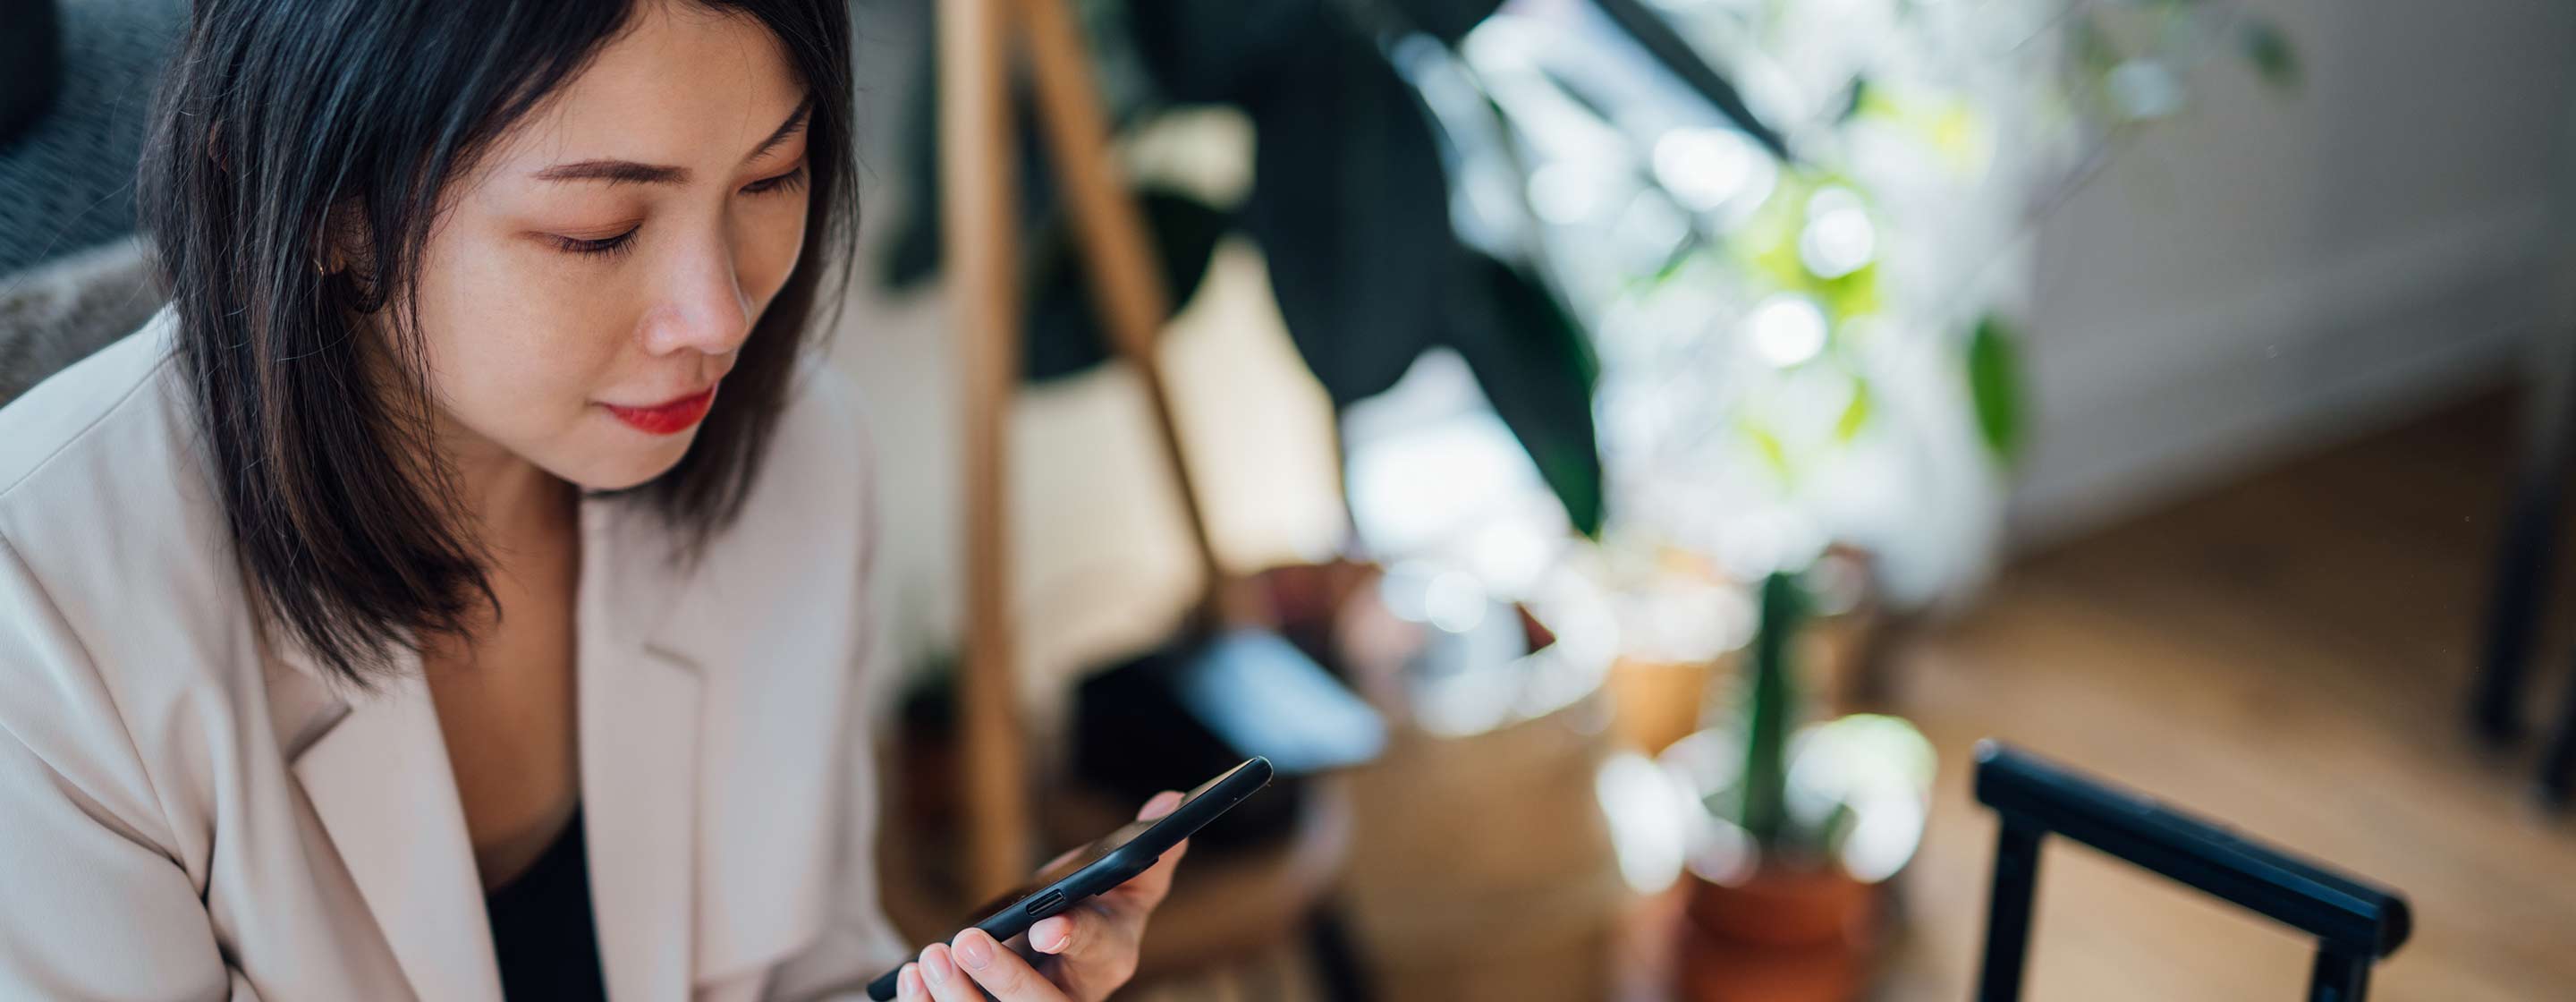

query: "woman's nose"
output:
641 242 755 357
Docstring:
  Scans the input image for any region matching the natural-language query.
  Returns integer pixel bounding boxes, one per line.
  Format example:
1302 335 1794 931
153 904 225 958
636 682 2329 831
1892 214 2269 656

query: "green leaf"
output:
1835 380 1872 443
1968 316 2024 463
1746 423 1792 482
1836 77 1870 123
1243 10 1453 407
2241 19 2301 90
1741 571 1807 847
2073 15 2122 79
1447 253 1606 538
1021 189 1234 382
1589 0 1791 160
1818 262 1882 321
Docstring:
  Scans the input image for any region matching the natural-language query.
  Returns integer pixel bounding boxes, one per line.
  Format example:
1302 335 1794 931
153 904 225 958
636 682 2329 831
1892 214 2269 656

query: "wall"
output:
2007 0 2576 543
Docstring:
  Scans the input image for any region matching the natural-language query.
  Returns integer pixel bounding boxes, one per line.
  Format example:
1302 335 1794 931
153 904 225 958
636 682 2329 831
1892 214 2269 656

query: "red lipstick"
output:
604 384 716 435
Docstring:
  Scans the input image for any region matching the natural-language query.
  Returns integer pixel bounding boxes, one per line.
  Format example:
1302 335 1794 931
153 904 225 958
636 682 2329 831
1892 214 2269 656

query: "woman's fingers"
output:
906 945 975 1002
951 789 1187 1001
1026 901 1142 1000
1138 790 1184 821
1031 913 1078 955
1098 836 1187 917
913 938 1073 1002
950 928 1073 1001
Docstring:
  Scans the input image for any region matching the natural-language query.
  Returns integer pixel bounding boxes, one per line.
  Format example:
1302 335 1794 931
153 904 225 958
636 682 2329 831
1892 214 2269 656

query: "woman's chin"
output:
563 434 698 492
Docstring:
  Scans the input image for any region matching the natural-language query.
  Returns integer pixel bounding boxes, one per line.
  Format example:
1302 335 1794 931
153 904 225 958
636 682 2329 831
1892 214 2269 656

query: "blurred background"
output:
5 0 2574 998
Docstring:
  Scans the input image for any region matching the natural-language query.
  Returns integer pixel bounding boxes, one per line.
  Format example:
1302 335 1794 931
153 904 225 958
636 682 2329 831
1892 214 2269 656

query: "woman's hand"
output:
895 790 1189 1002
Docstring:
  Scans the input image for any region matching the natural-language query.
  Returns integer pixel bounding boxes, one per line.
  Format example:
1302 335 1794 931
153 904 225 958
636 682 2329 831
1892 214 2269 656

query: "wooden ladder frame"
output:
938 0 1231 899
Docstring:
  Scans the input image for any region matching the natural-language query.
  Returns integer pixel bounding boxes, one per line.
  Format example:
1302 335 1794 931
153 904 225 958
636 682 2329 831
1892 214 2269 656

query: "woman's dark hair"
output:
137 0 859 684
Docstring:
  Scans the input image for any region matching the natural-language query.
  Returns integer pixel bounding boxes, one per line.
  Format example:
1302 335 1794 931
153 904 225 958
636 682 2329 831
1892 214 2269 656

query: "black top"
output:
484 807 610 1002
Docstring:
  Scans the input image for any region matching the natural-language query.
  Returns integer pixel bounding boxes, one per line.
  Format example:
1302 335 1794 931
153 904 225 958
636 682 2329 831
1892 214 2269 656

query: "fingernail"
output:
1038 917 1071 953
1140 791 1182 820
919 945 953 985
954 929 994 970
897 964 922 998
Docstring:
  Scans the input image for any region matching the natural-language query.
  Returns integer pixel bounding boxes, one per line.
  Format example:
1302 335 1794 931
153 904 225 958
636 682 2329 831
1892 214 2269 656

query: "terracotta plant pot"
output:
1677 864 1881 1002
1655 712 1933 1002
1686 863 1878 947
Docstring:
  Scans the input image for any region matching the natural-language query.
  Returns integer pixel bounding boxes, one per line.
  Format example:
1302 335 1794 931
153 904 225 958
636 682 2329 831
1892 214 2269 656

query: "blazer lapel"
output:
575 489 852 996
291 670 505 1002
578 496 705 1002
275 494 732 1002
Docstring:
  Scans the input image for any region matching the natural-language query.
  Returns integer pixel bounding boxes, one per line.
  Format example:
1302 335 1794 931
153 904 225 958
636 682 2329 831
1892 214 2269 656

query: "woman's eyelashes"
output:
550 165 809 259
741 163 808 196
553 227 640 259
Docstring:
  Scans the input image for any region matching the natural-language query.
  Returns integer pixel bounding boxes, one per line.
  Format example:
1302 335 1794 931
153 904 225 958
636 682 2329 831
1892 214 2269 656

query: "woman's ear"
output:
317 200 388 309
319 201 375 276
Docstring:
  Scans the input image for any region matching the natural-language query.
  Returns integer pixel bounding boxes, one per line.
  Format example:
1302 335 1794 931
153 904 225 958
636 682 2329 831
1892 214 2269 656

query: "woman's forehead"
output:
486 1 807 179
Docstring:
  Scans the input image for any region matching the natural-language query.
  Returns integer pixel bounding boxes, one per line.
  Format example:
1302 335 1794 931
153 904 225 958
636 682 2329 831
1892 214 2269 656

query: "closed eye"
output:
742 164 809 197
553 227 639 258
550 164 805 259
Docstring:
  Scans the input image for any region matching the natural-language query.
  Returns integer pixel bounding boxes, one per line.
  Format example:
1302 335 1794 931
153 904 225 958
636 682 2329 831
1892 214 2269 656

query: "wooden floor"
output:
1875 394 2576 1000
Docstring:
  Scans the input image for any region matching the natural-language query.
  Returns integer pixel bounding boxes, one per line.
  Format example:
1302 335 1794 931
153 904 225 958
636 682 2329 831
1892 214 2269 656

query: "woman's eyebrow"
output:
531 160 690 186
742 91 816 163
531 90 817 186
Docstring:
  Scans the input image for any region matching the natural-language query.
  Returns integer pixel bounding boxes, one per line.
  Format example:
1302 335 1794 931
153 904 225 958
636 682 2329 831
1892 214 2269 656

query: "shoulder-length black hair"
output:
137 0 859 684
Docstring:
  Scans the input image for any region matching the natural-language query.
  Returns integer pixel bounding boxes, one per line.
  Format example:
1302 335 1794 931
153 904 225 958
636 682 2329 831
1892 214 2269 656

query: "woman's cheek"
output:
430 248 631 443
735 199 807 310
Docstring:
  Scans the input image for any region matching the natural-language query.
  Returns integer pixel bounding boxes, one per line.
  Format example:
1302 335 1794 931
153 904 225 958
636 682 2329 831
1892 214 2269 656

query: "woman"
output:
0 1 1177 999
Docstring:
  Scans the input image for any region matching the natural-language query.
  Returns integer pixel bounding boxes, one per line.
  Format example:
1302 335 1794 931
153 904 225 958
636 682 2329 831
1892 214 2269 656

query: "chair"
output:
1971 742 2411 1002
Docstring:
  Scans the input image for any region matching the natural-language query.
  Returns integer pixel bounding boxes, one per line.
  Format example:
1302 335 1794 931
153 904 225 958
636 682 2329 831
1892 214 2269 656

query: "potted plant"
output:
1659 571 1935 1001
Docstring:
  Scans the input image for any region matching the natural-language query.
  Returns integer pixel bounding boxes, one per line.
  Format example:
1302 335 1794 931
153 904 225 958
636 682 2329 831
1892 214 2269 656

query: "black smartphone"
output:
864 756 1275 1000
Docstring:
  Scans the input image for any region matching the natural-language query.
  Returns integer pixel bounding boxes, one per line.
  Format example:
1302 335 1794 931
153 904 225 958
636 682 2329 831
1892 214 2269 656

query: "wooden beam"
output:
1013 0 1228 600
940 0 1033 900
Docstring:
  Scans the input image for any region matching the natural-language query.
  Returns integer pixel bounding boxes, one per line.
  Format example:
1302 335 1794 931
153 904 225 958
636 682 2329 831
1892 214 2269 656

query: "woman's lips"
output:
603 384 716 435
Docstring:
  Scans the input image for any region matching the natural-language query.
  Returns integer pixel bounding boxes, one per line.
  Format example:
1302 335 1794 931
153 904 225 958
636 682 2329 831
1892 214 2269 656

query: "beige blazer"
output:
0 304 911 1001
